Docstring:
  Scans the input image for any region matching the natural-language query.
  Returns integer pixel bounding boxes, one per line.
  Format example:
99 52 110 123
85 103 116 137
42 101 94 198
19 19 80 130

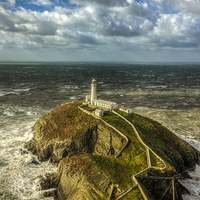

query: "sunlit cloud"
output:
30 0 53 7
0 0 200 61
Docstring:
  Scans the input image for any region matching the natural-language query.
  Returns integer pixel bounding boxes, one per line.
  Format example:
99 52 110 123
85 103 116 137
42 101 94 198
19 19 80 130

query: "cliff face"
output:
56 155 112 200
25 102 126 199
25 102 124 166
25 101 200 200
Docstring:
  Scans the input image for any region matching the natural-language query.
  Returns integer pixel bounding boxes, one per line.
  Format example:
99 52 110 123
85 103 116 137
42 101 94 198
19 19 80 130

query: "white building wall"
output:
111 103 118 109
86 95 90 102
95 109 104 117
119 107 132 113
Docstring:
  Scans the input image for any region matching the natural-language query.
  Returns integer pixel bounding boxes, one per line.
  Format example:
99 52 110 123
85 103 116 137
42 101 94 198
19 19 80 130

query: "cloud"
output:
148 13 200 48
0 0 15 9
69 0 129 7
30 0 53 7
0 0 200 62
169 0 200 17
150 0 200 17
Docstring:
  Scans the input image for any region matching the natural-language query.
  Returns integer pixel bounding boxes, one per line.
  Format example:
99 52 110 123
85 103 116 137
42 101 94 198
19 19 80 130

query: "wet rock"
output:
18 148 29 155
43 189 57 198
38 173 60 190
31 157 40 165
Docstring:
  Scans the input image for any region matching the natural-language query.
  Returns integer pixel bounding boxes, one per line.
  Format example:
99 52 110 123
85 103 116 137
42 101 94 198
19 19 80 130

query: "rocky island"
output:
25 100 200 200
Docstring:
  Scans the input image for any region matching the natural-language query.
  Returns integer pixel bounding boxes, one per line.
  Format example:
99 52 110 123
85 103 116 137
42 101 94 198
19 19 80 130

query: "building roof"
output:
94 99 117 105
120 106 130 110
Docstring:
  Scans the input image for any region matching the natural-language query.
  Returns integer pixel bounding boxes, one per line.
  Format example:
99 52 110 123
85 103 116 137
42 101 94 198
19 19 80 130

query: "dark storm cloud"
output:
0 13 27 32
78 32 103 44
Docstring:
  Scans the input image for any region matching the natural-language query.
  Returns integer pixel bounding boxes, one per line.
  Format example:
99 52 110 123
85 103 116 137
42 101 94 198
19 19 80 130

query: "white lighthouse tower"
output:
85 79 118 110
91 79 97 104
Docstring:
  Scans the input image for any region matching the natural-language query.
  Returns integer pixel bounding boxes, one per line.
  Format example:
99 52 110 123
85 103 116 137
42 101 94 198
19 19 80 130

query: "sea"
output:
0 62 199 200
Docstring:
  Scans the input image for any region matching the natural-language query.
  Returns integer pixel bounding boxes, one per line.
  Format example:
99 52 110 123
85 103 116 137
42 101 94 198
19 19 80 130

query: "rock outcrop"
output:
127 113 200 172
25 101 200 200
25 102 124 166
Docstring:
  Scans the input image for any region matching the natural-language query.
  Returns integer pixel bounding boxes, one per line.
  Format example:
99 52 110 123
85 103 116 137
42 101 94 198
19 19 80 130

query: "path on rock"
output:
112 110 166 200
78 106 167 200
112 110 166 169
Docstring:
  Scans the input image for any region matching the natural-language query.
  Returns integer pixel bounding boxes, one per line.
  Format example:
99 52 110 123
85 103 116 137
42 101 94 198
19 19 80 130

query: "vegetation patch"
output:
99 111 149 189
120 187 144 200
81 104 96 112
102 111 145 155
90 154 132 190
102 111 147 172
62 154 92 175
149 151 160 167
35 101 99 147
116 110 176 169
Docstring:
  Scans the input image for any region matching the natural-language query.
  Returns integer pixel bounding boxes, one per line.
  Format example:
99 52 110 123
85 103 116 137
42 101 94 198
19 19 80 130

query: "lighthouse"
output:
85 79 118 110
91 79 97 104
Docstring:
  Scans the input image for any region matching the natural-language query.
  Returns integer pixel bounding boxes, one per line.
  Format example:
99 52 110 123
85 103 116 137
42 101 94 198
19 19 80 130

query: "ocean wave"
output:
70 96 76 100
0 108 56 200
181 165 200 200
63 85 80 89
0 91 19 96
102 89 200 96
145 85 168 89
1 107 38 117
14 88 30 92
3 110 15 116
134 106 149 110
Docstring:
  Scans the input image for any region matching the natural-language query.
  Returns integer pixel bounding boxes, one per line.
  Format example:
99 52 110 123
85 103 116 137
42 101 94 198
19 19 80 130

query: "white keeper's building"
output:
86 79 118 110
119 106 132 113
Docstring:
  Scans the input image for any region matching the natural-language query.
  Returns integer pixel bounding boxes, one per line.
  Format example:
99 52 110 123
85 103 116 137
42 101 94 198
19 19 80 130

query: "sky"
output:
0 0 200 62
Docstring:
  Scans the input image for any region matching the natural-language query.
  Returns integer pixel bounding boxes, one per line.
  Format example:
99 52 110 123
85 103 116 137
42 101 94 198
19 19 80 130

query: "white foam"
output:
181 165 200 200
0 105 57 199
134 106 149 110
26 111 33 115
64 85 79 89
7 92 19 95
146 85 167 89
0 90 19 97
24 129 34 142
70 96 76 100
14 89 30 92
3 110 15 116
